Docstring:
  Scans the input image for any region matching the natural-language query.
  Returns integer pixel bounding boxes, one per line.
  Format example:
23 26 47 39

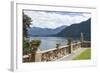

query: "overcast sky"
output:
24 10 91 29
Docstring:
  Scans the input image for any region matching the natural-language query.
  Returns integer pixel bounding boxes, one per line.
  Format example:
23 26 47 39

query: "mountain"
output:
28 18 91 41
55 18 91 41
28 25 67 36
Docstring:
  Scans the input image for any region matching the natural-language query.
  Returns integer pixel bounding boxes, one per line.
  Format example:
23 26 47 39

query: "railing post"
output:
31 49 41 62
80 32 84 47
31 52 35 62
68 38 72 54
35 50 42 62
30 40 41 62
69 43 72 54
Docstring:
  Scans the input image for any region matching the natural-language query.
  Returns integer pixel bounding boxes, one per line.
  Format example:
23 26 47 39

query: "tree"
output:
22 12 42 62
23 39 32 55
23 12 32 56
23 12 32 37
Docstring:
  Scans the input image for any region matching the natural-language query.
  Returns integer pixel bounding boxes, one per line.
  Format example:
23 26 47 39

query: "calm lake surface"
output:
29 37 68 51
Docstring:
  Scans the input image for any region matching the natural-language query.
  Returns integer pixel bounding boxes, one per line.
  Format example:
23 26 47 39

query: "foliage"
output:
67 38 72 45
23 40 32 55
23 12 32 55
56 43 60 48
73 48 91 60
23 12 32 37
30 40 41 52
30 40 41 48
23 40 41 55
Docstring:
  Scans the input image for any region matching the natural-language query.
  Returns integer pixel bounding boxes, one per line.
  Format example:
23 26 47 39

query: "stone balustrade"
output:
23 41 91 62
81 41 91 48
41 46 69 61
41 42 82 61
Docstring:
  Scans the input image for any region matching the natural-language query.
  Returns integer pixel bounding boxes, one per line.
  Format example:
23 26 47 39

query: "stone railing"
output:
41 45 69 61
41 42 81 62
81 41 91 48
23 41 89 62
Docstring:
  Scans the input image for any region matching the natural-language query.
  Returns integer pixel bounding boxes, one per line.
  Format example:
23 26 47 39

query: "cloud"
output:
24 10 91 29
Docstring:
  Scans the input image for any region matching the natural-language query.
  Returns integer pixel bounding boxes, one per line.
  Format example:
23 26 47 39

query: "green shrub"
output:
23 39 41 55
30 40 41 52
23 40 31 55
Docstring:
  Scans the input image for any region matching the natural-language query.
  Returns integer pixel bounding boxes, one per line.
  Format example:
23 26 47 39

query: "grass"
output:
73 48 91 60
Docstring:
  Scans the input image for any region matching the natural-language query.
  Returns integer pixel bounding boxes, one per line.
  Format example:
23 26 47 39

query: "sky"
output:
24 10 91 29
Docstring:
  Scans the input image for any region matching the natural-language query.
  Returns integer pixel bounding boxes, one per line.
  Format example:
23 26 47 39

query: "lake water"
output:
29 37 68 51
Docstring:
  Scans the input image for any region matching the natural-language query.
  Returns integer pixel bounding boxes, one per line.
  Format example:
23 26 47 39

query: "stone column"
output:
80 32 84 47
31 49 41 62
30 40 41 62
69 43 72 54
68 38 72 54
31 52 35 62
35 50 42 62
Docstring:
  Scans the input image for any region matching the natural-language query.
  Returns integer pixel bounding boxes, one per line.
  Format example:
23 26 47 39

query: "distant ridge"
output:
55 18 91 41
28 18 91 41
28 25 67 36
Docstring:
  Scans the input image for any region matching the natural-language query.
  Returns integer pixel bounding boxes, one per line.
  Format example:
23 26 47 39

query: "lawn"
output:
73 48 91 60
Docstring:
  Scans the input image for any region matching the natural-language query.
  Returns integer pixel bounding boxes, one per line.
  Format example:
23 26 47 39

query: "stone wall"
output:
81 41 91 48
23 42 87 62
41 42 81 61
23 41 91 62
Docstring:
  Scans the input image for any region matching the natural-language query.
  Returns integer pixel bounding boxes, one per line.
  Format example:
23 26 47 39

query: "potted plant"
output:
30 40 41 62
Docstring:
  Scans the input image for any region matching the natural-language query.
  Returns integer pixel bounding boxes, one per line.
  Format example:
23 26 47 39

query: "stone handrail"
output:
81 41 91 47
23 41 90 62
41 42 81 61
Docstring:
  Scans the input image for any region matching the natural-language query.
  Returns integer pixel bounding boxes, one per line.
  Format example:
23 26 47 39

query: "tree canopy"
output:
23 12 32 37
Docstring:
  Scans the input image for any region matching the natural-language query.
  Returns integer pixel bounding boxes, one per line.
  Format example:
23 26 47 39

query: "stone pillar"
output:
69 43 72 54
80 32 84 47
31 52 35 62
30 40 41 62
68 38 72 54
35 50 42 62
80 32 84 43
31 49 41 62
